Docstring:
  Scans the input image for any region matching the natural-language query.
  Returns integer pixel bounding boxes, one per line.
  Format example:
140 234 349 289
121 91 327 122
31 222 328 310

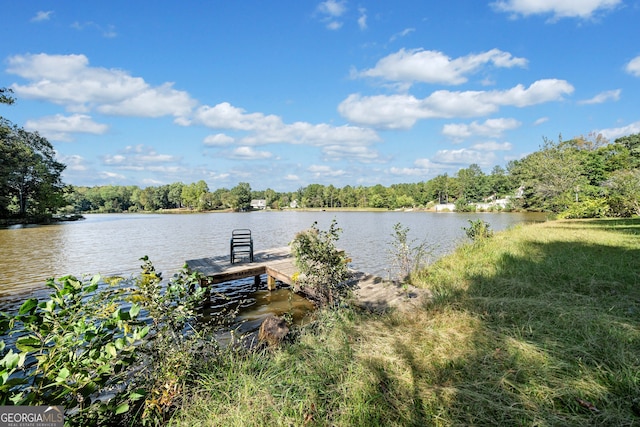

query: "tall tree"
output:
1 119 66 217
229 182 251 211
510 137 587 212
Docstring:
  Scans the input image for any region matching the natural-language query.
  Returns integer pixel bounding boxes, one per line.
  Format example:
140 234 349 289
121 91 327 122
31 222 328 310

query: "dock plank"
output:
186 246 296 286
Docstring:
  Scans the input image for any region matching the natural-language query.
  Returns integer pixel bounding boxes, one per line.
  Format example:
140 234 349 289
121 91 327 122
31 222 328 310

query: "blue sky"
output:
1 0 639 192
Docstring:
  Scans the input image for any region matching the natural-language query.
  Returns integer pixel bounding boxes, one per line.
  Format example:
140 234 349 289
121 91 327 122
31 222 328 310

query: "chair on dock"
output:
230 229 254 264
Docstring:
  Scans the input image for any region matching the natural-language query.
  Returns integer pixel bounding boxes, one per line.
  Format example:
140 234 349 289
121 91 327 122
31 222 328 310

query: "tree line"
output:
62 131 640 218
2 87 640 220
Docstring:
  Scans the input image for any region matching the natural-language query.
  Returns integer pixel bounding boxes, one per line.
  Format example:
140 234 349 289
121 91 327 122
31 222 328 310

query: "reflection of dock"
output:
186 246 296 290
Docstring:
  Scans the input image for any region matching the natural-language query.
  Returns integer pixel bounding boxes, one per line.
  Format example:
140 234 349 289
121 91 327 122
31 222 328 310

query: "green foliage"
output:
0 258 213 426
454 197 476 212
602 168 640 217
387 223 431 283
0 88 15 105
290 220 350 306
463 219 493 241
558 198 610 219
0 118 66 218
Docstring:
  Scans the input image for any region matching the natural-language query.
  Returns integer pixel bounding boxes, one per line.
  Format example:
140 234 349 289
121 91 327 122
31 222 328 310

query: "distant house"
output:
289 199 299 209
250 199 267 210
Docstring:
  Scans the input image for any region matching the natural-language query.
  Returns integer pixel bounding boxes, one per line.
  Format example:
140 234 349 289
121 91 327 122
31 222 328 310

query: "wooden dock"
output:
185 246 297 290
186 246 430 312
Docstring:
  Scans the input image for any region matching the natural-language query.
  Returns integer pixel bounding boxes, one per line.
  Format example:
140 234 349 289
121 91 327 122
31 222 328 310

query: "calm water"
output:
0 211 544 315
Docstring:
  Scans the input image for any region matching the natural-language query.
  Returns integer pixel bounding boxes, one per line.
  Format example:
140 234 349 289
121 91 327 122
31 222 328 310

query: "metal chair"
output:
230 229 254 264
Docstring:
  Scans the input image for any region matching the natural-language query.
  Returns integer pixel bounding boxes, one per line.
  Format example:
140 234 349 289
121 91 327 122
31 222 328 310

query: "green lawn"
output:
171 218 640 426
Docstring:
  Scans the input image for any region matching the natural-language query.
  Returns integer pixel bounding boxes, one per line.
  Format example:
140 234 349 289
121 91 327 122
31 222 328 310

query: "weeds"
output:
387 222 432 284
463 218 493 241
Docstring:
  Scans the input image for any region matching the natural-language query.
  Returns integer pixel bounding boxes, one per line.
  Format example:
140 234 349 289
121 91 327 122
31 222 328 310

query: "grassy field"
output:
170 218 640 426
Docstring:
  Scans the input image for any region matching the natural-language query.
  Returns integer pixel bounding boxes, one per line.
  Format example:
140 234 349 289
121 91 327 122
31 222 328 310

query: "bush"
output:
290 220 350 307
0 258 217 426
558 198 609 219
463 219 493 241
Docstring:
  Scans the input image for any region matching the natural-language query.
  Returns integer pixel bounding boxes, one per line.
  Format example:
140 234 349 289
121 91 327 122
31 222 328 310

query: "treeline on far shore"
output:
62 132 640 219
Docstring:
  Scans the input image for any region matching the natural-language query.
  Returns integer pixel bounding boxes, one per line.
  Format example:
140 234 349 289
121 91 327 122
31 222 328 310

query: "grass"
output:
170 218 640 426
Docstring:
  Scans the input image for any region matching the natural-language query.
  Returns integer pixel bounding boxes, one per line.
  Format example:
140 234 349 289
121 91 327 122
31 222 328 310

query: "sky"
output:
1 0 640 192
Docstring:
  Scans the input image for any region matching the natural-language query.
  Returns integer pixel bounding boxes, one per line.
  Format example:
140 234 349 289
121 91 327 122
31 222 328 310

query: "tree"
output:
0 120 66 217
603 169 640 217
615 133 640 168
487 166 512 198
181 180 210 210
510 137 588 212
456 164 488 202
230 182 251 211
0 88 15 105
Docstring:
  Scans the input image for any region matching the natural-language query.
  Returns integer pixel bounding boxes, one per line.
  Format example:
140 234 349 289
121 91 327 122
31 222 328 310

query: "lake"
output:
0 210 545 315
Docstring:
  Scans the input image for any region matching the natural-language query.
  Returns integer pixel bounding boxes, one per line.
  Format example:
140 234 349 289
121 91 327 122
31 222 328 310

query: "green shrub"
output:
558 198 610 219
290 220 350 307
0 257 213 426
463 219 493 241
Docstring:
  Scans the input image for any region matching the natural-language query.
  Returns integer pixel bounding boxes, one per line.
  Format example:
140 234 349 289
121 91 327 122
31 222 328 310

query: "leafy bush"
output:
463 219 493 241
290 220 350 306
0 257 214 426
558 198 610 219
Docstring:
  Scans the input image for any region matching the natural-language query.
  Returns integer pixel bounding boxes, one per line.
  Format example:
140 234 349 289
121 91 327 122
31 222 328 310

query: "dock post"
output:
267 275 276 291
254 275 261 288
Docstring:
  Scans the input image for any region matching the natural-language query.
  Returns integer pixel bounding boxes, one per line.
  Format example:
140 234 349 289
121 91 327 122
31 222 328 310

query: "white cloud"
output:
192 102 282 132
191 102 380 155
471 141 513 151
100 171 127 181
317 0 346 16
322 144 380 162
58 154 88 171
389 167 429 177
7 53 195 118
442 118 521 140
599 121 640 140
230 146 273 160
24 114 109 141
284 174 300 181
626 56 640 77
31 11 53 22
534 116 549 125
356 48 527 86
308 164 346 177
71 21 117 38
389 28 415 43
339 79 574 129
358 8 367 30
204 133 235 146
578 89 621 105
491 0 621 20
102 145 181 170
316 0 346 30
432 149 496 166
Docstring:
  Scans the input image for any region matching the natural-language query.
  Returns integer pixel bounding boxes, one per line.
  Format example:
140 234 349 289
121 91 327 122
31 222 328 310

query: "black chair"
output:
230 229 254 264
